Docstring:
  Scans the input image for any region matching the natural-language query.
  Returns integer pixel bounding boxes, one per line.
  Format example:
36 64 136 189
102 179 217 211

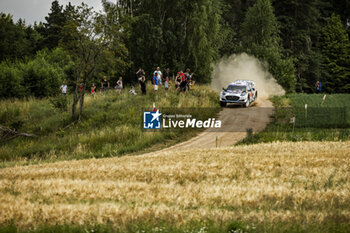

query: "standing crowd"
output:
60 67 195 96
132 66 195 95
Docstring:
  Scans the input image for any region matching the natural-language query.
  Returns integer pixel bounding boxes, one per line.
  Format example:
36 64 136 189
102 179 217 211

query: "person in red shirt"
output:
177 70 185 82
91 83 96 97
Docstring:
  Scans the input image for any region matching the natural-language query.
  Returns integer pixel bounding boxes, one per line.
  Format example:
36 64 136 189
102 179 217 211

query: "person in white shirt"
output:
153 67 162 85
60 83 67 95
129 86 137 95
115 77 123 94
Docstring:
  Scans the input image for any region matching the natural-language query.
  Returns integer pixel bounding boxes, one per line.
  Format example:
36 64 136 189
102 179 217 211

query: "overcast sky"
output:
0 0 105 25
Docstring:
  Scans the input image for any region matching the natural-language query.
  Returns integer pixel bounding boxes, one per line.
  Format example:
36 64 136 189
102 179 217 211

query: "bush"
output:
0 48 73 99
0 61 25 98
36 48 75 86
21 57 64 97
50 95 68 111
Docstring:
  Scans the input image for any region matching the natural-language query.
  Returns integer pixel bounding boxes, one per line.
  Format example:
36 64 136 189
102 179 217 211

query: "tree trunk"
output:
72 62 84 119
130 0 133 17
72 80 80 118
78 82 86 121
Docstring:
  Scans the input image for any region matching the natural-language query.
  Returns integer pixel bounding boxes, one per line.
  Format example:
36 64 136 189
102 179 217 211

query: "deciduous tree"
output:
61 4 108 119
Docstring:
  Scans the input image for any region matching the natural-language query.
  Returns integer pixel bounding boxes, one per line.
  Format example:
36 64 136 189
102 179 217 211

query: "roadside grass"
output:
0 84 219 167
239 93 350 145
1 220 350 233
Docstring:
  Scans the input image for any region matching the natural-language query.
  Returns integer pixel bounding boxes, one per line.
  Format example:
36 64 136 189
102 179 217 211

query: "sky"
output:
0 0 105 25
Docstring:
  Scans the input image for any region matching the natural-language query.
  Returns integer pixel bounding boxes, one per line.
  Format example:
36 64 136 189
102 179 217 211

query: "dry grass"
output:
0 141 350 228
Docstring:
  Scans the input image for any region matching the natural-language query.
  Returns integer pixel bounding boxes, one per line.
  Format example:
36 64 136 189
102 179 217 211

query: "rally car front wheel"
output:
220 101 227 107
243 99 250 108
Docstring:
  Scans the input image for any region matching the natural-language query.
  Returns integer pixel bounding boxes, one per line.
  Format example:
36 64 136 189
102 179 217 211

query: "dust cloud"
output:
211 53 285 102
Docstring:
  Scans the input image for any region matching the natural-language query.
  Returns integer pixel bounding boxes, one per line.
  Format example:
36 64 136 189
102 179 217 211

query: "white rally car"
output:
219 80 258 107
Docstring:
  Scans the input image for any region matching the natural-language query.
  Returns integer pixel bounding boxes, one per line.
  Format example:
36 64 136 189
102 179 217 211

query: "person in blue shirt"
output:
153 67 162 85
152 73 159 92
315 80 321 93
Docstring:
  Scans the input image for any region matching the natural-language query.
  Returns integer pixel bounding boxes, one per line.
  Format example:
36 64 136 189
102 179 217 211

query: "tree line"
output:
0 0 349 101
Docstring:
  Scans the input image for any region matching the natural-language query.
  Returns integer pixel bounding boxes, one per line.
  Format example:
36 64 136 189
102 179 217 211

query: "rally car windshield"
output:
227 85 246 91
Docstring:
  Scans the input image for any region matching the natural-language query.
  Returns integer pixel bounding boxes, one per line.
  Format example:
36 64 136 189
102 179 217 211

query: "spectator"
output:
91 83 96 97
115 77 123 94
315 80 321 93
136 68 145 85
184 68 191 79
60 82 67 95
79 83 83 94
163 68 170 91
175 73 182 90
177 69 185 81
153 67 162 85
152 73 159 92
140 76 146 95
101 77 110 92
188 72 194 91
129 86 137 95
179 77 189 93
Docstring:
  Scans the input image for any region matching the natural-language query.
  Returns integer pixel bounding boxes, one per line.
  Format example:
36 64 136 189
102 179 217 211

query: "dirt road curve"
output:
166 99 273 150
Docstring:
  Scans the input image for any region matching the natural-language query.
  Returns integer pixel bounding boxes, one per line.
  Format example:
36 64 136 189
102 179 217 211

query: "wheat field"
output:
0 141 350 228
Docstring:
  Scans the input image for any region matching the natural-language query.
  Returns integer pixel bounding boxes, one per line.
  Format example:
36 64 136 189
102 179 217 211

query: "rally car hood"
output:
223 90 245 95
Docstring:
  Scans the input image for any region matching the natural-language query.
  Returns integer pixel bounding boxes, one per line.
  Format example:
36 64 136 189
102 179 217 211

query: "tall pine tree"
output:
39 0 67 49
273 0 323 93
241 0 296 92
318 14 350 93
186 0 222 83
0 14 39 61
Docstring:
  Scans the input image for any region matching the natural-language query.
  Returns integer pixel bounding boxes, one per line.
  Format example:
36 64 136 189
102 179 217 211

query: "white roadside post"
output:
321 94 327 106
305 104 308 119
290 116 296 132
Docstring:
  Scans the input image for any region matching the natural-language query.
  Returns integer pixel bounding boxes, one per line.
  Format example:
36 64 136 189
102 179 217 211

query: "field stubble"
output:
0 141 350 228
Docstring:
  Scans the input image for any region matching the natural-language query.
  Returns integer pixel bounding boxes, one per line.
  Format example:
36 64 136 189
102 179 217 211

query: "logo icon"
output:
143 110 162 129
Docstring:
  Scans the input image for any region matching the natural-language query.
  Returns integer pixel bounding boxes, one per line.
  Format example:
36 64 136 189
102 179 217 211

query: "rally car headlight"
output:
240 92 247 96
